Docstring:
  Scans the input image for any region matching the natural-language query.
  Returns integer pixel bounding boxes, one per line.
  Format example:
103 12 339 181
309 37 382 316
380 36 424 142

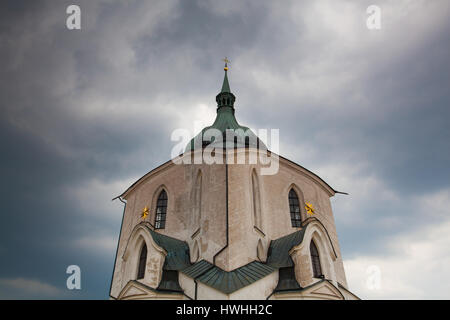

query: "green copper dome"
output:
185 66 266 152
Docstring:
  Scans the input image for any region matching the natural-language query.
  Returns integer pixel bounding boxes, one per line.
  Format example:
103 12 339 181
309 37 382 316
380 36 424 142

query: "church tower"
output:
109 63 359 300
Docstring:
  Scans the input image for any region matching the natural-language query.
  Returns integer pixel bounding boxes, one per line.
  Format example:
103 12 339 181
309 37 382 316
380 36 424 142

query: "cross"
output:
223 57 230 64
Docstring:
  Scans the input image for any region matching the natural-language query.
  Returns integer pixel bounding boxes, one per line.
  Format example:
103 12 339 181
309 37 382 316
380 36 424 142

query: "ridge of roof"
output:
145 228 278 294
136 217 338 295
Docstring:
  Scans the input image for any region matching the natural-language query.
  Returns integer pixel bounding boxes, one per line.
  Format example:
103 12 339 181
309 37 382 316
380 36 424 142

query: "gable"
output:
118 282 151 300
303 280 344 300
272 280 345 300
118 280 184 300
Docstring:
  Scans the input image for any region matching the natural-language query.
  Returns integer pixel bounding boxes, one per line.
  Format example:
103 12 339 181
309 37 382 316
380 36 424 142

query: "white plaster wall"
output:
179 272 195 300
111 155 228 297
111 148 350 298
217 149 348 286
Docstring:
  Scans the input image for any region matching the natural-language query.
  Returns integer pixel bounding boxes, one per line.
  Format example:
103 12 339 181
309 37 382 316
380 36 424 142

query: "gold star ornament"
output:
141 206 149 220
305 202 315 216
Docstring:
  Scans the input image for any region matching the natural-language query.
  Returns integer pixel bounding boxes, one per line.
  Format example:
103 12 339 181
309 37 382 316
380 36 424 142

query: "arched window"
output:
289 189 302 227
137 243 147 280
155 190 168 229
310 241 322 278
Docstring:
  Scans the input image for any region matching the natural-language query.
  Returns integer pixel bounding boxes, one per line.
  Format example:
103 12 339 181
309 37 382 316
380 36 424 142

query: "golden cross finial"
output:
223 57 230 71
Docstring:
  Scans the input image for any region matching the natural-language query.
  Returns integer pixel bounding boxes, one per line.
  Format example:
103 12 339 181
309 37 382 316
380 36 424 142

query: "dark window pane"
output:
155 190 168 229
137 244 147 279
288 189 302 227
310 241 322 278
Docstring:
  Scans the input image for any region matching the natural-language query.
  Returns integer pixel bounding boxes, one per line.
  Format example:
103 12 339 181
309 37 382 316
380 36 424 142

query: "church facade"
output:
109 64 359 300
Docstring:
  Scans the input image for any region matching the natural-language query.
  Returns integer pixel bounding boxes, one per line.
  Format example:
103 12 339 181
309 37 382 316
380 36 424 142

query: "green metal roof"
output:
185 68 266 152
156 270 183 292
181 260 278 294
182 260 214 279
273 266 302 292
266 228 307 268
192 260 276 294
145 226 302 295
144 226 279 294
148 229 191 271
145 221 338 295
185 110 264 151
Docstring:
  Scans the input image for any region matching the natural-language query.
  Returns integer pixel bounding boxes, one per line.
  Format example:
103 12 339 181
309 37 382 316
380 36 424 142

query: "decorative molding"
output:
191 228 201 239
118 280 184 300
254 225 265 238
120 160 174 199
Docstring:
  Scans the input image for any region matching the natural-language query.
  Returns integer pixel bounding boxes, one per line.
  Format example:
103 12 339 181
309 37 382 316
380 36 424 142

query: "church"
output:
109 62 359 300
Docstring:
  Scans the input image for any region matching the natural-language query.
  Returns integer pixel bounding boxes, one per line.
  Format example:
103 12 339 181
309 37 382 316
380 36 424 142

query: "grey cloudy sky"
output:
0 0 449 299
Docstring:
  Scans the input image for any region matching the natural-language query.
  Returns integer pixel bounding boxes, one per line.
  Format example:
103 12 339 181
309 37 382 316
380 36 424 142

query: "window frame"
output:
310 240 323 278
137 243 147 280
154 190 168 229
288 188 302 227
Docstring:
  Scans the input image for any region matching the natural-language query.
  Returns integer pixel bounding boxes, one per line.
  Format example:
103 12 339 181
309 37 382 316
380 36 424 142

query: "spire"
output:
216 57 235 109
184 59 267 152
221 58 231 93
